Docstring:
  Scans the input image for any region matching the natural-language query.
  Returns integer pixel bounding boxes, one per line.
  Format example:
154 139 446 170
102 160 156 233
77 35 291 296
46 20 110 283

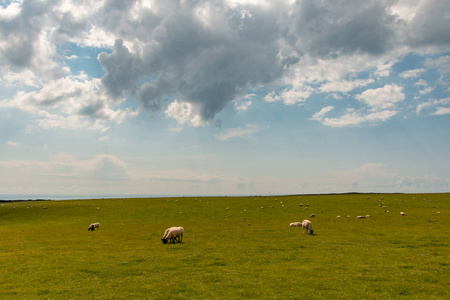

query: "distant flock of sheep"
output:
85 195 439 244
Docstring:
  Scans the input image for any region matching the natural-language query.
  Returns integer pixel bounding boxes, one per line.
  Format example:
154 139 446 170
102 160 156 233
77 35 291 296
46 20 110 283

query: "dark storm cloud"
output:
288 0 400 57
0 0 52 67
98 39 146 98
97 1 289 123
95 0 412 124
407 0 450 47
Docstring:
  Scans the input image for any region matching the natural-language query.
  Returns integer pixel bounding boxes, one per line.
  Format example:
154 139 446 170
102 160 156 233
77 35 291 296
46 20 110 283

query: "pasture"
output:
0 193 449 299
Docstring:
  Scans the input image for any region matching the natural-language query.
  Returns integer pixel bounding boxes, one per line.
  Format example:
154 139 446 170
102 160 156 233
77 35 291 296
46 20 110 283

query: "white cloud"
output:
264 91 281 103
419 86 434 96
319 78 375 94
416 97 450 115
6 141 19 146
315 108 397 127
0 74 138 132
311 84 404 127
1 68 39 88
415 79 428 86
165 100 204 127
264 86 313 105
215 124 259 141
356 84 405 111
399 68 425 79
311 106 334 120
280 86 313 105
432 107 450 115
235 100 252 111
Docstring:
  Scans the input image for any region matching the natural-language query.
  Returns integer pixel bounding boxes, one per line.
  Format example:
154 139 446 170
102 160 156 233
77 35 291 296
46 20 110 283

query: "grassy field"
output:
0 193 449 299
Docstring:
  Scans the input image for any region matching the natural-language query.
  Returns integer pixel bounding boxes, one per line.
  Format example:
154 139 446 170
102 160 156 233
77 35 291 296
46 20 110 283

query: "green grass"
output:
1 194 449 299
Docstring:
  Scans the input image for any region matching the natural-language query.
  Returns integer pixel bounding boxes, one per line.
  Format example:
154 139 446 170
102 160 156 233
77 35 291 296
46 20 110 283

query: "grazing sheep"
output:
400 212 406 216
161 227 184 244
88 222 100 231
356 216 366 219
346 215 351 218
290 222 301 227
336 216 341 218
301 220 313 235
310 213 315 218
365 215 372 218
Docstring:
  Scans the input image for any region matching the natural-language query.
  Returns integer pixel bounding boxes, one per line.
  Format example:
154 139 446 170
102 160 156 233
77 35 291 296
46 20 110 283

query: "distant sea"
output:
0 194 179 201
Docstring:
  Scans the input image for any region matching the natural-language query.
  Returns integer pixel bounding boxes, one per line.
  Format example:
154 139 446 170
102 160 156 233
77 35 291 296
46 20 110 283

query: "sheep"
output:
400 212 406 216
356 216 366 219
161 227 184 244
310 213 315 217
365 215 372 218
301 220 313 235
289 222 301 227
88 222 100 231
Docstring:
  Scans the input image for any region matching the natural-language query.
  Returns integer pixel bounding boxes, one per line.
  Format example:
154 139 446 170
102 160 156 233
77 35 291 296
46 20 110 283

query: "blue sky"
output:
0 0 449 197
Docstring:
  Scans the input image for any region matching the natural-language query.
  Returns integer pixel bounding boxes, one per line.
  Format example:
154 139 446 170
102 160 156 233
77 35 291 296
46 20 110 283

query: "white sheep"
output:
301 219 313 235
400 212 406 216
88 222 100 231
356 216 366 219
161 226 184 244
289 222 301 227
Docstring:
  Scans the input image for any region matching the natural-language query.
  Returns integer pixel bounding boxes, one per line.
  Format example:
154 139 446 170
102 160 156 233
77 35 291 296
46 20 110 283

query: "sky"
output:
0 0 449 198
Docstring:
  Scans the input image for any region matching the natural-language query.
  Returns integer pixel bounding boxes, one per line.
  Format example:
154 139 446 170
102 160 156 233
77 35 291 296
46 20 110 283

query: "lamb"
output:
161 226 184 244
289 222 301 227
88 222 100 231
301 219 313 235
